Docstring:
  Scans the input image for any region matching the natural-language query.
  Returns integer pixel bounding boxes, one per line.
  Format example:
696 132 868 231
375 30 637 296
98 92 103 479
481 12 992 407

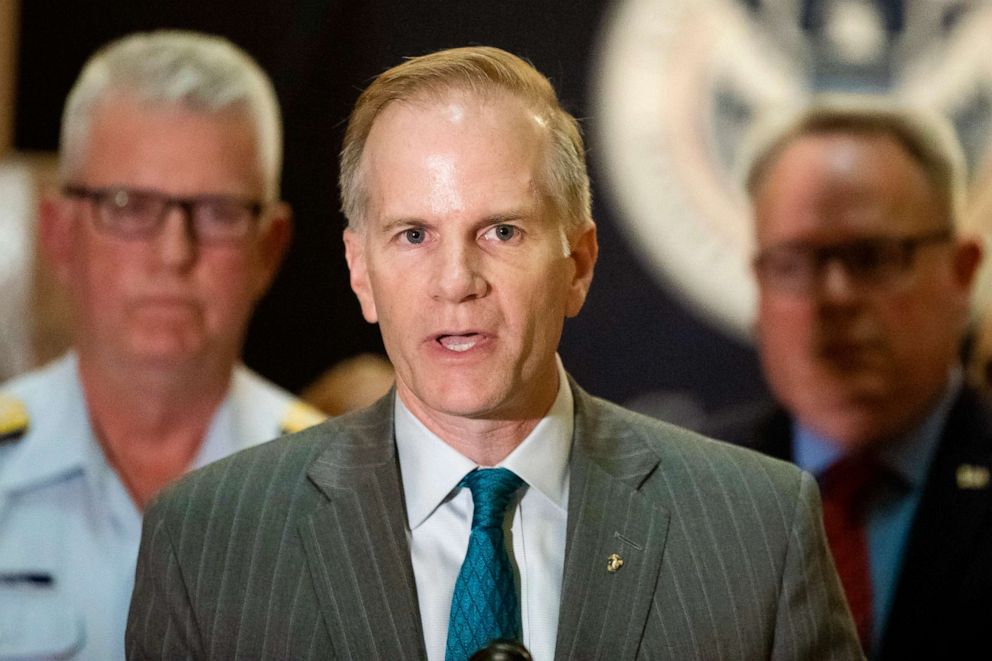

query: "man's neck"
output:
395 365 565 467
408 412 543 467
77 350 232 508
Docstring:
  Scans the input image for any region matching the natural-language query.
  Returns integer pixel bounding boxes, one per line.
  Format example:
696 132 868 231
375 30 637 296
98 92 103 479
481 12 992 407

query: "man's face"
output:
44 96 289 373
344 90 596 427
753 132 981 449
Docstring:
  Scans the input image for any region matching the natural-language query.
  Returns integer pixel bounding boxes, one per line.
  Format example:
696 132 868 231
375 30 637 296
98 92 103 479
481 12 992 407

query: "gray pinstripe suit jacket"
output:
126 379 863 660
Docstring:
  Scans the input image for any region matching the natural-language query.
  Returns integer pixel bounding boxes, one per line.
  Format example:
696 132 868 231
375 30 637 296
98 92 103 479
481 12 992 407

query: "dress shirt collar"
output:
794 368 962 488
395 356 574 530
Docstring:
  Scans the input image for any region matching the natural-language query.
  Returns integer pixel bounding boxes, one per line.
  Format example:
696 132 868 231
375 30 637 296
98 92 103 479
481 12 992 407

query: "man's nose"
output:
152 204 198 269
431 240 488 303
816 258 859 303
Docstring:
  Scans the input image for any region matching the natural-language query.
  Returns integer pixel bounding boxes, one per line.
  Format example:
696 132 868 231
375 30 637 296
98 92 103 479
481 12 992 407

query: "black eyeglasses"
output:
62 185 266 244
753 228 954 294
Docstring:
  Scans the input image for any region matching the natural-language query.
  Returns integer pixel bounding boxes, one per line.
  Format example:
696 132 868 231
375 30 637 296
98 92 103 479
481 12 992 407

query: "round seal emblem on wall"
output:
593 0 992 338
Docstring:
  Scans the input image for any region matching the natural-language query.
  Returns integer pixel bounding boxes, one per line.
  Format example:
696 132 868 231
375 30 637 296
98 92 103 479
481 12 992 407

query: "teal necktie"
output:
445 468 525 661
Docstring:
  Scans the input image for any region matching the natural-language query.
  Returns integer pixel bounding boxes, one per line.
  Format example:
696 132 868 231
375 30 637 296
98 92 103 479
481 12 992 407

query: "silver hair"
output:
740 94 967 229
59 30 283 199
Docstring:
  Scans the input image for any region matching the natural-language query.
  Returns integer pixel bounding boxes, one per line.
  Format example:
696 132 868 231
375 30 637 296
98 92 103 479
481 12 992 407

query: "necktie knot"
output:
819 455 885 517
461 468 524 529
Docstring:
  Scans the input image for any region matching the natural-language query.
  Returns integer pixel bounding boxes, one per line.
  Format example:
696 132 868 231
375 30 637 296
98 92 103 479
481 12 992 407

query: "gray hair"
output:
339 46 591 249
742 95 967 229
59 30 283 199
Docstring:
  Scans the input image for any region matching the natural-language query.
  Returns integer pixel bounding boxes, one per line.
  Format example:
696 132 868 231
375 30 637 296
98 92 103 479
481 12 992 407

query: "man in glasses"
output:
726 101 989 658
0 31 322 659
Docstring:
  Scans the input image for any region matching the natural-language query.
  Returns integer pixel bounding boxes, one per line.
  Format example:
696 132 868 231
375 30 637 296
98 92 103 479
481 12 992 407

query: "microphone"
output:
469 640 533 661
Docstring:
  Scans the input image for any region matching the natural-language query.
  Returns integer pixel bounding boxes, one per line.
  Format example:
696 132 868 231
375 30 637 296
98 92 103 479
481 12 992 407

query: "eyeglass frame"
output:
61 184 268 245
752 228 955 294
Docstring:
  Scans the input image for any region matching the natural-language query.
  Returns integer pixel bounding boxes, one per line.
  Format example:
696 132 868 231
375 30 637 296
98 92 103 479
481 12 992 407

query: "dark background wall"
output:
15 0 771 422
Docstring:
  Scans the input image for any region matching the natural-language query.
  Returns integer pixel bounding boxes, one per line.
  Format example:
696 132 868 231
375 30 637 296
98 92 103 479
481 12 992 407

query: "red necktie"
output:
818 456 881 650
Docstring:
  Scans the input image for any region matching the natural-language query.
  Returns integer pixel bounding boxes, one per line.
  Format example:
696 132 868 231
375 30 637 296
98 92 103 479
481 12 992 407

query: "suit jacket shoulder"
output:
126 394 426 660
558 383 862 660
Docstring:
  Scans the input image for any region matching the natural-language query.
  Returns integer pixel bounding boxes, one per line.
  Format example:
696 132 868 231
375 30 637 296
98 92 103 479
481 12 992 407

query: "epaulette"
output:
0 394 29 444
280 400 327 435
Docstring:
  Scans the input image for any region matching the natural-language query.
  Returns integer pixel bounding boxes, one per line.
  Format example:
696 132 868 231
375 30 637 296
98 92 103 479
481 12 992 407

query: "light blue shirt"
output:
793 372 960 655
0 352 323 660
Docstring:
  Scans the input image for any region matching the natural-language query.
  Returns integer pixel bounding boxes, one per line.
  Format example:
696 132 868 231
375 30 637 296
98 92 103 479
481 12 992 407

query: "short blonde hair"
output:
743 95 966 229
339 46 591 238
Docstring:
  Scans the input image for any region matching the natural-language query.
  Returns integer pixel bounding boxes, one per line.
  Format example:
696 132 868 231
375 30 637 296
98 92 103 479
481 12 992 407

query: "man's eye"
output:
402 228 425 244
485 224 518 242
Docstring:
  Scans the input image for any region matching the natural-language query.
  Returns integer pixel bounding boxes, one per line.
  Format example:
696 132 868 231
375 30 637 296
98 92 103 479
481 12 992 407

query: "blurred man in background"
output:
0 31 322 659
724 100 990 659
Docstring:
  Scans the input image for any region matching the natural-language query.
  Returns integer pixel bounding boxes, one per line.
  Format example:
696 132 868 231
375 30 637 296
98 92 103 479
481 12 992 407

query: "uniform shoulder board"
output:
0 394 29 444
280 400 327 435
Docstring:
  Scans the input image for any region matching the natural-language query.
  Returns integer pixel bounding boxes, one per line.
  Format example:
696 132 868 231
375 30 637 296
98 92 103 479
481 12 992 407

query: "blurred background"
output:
3 0 992 423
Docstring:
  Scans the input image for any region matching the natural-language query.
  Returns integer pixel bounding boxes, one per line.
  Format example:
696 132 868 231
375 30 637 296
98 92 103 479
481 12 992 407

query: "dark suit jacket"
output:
126 380 862 660
710 387 992 660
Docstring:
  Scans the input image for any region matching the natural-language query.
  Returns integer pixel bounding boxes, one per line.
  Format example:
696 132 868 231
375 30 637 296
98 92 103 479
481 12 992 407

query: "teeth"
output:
440 335 478 352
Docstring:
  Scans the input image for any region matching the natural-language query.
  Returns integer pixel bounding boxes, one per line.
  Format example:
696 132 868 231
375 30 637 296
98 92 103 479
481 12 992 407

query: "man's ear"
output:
953 235 983 290
37 192 77 285
251 201 293 297
343 227 378 324
565 221 598 318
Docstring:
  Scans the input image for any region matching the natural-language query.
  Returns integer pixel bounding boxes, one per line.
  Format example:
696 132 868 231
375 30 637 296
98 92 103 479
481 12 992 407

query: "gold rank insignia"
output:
279 400 327 435
956 464 990 490
0 395 29 443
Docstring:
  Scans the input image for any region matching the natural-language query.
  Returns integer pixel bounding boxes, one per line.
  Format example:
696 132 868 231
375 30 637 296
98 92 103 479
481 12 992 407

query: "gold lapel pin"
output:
956 464 990 490
607 553 624 573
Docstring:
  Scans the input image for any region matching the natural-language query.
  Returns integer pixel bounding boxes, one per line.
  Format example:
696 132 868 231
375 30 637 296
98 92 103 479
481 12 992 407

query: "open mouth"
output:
437 333 484 352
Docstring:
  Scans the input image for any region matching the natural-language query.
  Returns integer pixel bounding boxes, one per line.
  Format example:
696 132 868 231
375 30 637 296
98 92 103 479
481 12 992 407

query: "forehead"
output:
360 89 549 219
754 131 941 241
78 95 264 195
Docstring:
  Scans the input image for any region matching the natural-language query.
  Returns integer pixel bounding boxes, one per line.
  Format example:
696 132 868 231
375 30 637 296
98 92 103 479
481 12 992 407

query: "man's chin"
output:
401 378 517 422
794 393 904 450
423 393 508 421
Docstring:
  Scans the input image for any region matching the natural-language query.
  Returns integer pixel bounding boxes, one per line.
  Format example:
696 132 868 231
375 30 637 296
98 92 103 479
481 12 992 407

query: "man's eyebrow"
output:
378 217 427 234
483 211 531 224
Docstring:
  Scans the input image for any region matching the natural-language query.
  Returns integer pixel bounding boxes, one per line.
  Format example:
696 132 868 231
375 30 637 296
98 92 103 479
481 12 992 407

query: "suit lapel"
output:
299 394 427 659
555 382 670 661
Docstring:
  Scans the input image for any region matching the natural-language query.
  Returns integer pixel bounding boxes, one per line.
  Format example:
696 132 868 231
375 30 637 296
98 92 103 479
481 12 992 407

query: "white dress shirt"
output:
395 359 573 661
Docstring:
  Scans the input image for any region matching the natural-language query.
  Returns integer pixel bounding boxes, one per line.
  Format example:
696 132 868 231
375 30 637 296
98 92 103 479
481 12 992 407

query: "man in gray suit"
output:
127 46 862 660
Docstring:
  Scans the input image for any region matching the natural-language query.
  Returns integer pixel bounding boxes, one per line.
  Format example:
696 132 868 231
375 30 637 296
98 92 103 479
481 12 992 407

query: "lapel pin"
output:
956 464 990 490
607 553 624 573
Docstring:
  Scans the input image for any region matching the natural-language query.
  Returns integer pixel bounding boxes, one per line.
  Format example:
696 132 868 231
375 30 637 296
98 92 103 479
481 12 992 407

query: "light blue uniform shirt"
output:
0 353 323 660
793 372 959 655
